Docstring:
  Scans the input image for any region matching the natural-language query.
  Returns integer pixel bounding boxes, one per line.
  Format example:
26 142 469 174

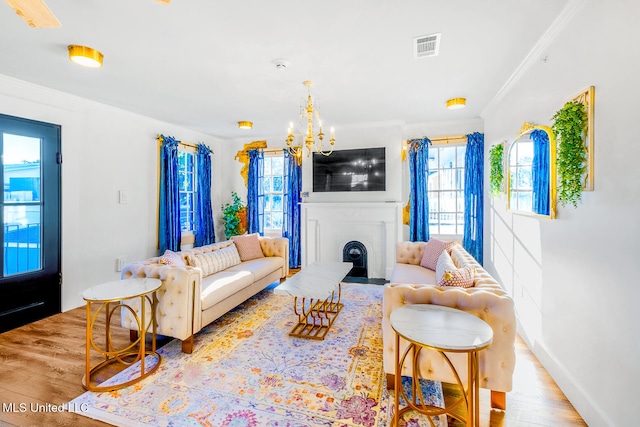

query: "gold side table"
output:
82 278 162 392
390 304 493 427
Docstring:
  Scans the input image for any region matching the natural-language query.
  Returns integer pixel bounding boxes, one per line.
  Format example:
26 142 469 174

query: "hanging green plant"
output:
489 143 504 197
551 101 588 208
221 192 247 239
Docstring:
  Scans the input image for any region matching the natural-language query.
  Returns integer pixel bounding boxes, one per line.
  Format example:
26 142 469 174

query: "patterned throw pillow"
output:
232 233 265 262
190 244 241 276
420 239 456 271
159 249 185 266
435 250 475 288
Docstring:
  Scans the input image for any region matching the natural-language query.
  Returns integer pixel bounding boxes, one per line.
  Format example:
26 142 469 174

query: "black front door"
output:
0 114 61 332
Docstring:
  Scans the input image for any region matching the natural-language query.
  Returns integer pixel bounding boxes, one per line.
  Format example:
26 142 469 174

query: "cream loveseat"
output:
382 241 516 409
121 235 288 353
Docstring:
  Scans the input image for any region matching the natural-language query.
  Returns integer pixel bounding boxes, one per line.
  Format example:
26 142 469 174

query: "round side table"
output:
82 278 162 392
390 304 493 427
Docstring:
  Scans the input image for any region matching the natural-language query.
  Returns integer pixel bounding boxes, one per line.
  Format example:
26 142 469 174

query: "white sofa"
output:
121 236 288 353
382 241 516 409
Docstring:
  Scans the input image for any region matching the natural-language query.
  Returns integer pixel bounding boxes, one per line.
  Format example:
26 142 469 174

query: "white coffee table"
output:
390 304 493 427
274 261 352 340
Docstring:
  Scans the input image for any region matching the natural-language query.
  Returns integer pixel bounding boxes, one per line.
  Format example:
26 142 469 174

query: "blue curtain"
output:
463 132 484 264
247 149 264 235
408 137 431 242
283 150 302 268
195 143 216 246
159 135 181 253
531 129 550 215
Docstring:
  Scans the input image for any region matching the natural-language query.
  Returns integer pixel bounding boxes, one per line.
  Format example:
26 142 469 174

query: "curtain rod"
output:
409 134 468 145
156 135 214 153
261 147 286 154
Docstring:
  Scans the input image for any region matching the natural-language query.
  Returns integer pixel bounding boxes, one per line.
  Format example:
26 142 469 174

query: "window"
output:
263 154 284 231
428 144 465 236
508 136 534 212
178 149 197 233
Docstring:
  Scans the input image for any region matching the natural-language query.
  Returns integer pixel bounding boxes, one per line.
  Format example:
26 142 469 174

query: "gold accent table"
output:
390 304 493 427
82 278 162 392
274 261 352 340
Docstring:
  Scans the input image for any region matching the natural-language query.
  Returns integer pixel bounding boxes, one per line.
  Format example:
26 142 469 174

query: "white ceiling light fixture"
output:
272 58 290 69
446 97 466 109
68 45 103 68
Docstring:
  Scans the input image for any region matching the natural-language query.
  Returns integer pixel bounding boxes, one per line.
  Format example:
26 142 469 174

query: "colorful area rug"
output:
70 283 445 426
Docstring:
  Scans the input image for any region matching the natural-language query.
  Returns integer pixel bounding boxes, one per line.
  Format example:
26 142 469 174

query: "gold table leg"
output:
83 292 161 392
287 283 343 340
392 336 479 427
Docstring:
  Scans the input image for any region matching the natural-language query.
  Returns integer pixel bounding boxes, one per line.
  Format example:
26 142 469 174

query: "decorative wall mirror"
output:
507 122 557 219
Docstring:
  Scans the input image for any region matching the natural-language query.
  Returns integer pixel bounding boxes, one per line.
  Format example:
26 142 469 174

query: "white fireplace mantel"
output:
300 202 403 279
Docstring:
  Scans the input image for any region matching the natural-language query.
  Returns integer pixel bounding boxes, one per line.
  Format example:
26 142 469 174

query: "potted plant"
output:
222 192 247 238
551 101 588 207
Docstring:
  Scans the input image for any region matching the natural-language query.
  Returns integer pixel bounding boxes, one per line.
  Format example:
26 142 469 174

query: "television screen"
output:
313 147 386 192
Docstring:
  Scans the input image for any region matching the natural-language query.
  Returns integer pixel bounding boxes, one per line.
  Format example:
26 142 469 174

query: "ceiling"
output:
0 0 568 140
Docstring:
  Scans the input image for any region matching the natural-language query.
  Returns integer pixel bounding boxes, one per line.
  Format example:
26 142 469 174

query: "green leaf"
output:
551 101 587 208
489 144 504 197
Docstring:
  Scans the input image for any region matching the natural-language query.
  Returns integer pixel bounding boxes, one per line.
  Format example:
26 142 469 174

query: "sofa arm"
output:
382 283 516 393
260 236 289 278
120 261 202 341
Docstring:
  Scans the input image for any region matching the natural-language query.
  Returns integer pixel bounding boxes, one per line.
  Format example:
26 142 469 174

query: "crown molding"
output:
481 0 588 118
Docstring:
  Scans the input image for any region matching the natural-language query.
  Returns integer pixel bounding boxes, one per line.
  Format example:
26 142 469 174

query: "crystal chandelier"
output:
286 80 335 161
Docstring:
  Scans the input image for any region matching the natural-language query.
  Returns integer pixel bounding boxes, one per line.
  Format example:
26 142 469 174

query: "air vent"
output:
413 33 441 59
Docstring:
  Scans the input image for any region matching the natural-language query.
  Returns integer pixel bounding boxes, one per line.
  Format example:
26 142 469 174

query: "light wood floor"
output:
0 300 586 427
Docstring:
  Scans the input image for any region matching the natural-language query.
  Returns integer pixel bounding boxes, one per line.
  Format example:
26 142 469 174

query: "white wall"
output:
0 75 225 311
482 1 639 425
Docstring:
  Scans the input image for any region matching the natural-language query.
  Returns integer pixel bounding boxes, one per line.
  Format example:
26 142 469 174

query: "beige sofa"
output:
382 241 516 409
121 236 288 353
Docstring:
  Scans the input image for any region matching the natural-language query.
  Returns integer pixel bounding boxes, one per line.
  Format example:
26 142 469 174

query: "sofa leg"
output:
129 330 138 342
386 373 395 390
182 335 194 354
491 390 506 410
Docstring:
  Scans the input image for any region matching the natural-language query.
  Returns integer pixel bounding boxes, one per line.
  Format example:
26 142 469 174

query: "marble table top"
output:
82 278 161 302
274 261 353 300
390 304 493 352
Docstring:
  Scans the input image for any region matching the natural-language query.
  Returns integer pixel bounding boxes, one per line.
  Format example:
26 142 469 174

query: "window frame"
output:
427 143 466 238
178 147 198 237
508 136 534 213
262 152 285 234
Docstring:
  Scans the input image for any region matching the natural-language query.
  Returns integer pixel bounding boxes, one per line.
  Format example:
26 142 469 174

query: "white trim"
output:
481 0 587 117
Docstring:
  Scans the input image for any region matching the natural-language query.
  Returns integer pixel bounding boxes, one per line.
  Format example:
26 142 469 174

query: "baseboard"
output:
516 322 613 427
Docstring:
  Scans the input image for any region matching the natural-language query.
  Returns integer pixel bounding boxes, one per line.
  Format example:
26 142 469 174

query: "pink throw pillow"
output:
159 249 185 266
420 239 456 271
435 250 475 288
231 234 265 261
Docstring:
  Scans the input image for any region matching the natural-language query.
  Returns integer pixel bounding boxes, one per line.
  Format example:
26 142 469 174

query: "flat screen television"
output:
313 147 386 192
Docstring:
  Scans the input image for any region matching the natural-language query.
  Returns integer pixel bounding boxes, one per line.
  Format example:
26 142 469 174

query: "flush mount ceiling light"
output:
68 45 103 68
238 121 253 129
446 97 466 109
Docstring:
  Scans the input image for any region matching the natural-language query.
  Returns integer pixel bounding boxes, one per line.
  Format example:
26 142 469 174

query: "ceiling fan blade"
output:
5 0 61 28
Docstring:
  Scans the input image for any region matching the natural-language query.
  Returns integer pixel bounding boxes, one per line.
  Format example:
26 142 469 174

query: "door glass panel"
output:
3 133 42 276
